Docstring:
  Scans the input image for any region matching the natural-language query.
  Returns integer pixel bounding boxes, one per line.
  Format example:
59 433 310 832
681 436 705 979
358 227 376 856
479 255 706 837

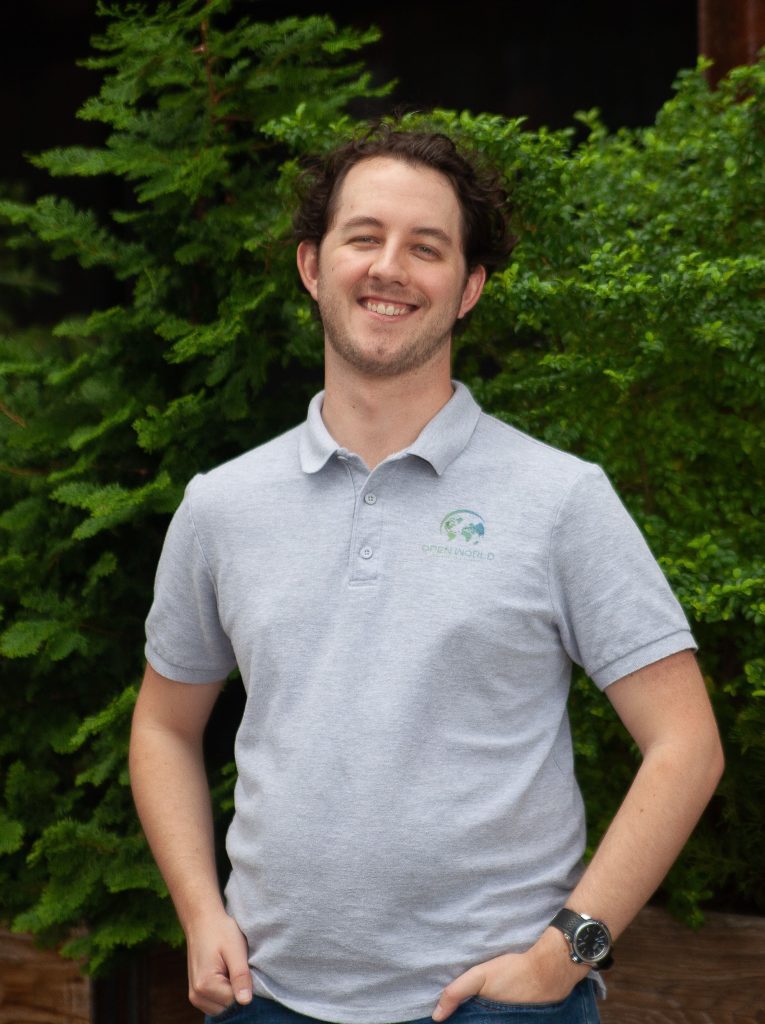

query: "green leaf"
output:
0 619 60 658
0 812 24 855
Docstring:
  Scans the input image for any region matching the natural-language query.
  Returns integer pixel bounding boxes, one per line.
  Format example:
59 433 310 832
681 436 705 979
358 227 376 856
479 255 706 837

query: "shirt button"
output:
360 546 373 560
364 493 377 505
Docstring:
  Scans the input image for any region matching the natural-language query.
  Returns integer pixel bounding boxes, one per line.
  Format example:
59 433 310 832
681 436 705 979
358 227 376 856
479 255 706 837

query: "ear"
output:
296 240 320 301
457 265 486 319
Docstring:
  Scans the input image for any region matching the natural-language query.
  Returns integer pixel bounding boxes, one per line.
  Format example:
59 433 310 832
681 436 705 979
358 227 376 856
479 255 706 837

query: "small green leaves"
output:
0 812 24 855
53 472 176 539
453 55 765 925
0 618 61 658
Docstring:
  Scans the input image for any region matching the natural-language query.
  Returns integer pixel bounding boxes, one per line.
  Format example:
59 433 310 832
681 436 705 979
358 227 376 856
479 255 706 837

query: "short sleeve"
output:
548 466 696 689
144 477 237 683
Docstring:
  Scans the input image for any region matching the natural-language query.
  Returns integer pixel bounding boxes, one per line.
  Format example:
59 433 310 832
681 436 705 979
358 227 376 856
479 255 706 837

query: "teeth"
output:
365 301 409 316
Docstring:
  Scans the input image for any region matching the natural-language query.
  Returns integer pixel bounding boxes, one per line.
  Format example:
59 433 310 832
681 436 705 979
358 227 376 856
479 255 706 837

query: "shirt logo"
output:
440 509 486 545
422 510 495 562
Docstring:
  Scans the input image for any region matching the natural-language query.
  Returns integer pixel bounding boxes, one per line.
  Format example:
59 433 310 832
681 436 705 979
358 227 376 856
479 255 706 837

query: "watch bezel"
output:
570 918 613 965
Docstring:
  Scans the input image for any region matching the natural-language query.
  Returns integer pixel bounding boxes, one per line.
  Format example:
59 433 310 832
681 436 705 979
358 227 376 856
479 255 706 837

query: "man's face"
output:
297 156 485 379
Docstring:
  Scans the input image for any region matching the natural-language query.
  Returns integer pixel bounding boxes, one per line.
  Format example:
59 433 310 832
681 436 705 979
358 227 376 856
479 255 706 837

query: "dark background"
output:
6 0 699 187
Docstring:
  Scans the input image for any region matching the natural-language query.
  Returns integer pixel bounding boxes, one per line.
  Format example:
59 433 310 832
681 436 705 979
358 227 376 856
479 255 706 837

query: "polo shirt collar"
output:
404 381 481 475
299 391 339 473
298 381 481 477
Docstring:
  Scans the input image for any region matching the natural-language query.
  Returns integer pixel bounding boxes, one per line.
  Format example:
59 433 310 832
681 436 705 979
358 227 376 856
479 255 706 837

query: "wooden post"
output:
698 0 765 83
0 930 89 1024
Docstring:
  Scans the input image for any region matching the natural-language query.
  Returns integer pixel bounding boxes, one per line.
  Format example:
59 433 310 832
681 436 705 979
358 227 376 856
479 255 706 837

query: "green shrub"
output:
1 0 762 970
447 60 765 920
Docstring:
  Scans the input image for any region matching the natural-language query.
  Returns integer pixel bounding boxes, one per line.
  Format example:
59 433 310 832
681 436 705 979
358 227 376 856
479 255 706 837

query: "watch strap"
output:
550 907 587 941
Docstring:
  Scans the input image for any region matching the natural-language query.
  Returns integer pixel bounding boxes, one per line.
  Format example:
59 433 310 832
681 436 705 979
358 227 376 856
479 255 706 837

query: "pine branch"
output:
0 401 27 427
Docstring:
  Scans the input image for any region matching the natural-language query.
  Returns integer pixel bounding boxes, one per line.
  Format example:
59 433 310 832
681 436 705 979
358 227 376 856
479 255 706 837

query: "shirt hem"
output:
144 642 234 684
252 977 438 1024
592 629 697 690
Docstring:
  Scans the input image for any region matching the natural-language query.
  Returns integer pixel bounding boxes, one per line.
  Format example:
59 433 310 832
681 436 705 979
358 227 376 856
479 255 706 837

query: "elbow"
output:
650 721 724 809
708 730 725 794
695 719 725 805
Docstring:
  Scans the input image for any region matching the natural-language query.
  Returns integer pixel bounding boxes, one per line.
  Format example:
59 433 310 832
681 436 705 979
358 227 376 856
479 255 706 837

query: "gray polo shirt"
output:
145 382 695 1024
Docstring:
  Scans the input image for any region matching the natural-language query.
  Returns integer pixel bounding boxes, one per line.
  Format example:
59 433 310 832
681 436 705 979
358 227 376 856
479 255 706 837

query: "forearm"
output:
563 731 723 940
129 669 251 1014
129 709 223 930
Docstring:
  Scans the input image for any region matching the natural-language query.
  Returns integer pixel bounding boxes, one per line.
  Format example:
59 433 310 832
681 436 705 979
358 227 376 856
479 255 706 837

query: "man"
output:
130 128 723 1024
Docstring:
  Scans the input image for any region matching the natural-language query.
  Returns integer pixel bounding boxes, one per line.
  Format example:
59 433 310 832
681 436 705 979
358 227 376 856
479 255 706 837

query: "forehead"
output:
330 156 463 238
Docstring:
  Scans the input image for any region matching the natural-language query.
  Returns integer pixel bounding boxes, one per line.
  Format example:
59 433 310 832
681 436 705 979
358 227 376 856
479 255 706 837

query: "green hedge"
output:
1 0 762 971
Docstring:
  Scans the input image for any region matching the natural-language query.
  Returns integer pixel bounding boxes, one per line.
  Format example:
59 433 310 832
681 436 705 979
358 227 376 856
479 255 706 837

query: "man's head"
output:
294 126 512 380
294 125 513 276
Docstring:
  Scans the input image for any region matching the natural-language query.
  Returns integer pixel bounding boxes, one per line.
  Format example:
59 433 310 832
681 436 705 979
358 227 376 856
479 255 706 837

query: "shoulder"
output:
470 410 605 498
184 423 303 517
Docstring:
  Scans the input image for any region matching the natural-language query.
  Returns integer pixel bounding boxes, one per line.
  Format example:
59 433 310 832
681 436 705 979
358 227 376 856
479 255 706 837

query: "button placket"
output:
349 474 384 583
357 487 379 567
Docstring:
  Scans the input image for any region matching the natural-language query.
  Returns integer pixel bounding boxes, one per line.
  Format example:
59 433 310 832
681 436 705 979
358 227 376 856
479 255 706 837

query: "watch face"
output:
573 920 611 962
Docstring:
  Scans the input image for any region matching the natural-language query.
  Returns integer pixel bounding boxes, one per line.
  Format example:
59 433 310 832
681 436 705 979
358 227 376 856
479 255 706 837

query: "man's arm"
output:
433 649 724 1018
129 662 253 1016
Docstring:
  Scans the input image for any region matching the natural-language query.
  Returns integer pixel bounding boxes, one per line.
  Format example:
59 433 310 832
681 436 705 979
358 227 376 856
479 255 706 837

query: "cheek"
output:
325 255 364 287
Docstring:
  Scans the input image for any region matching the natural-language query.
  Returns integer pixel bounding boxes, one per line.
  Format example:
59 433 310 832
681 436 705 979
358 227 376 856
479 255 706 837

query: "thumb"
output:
223 935 253 1004
432 967 486 1021
229 969 253 1005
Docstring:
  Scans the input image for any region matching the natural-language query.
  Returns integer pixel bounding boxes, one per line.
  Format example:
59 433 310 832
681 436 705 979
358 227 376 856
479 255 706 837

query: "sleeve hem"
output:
591 630 698 690
145 642 235 684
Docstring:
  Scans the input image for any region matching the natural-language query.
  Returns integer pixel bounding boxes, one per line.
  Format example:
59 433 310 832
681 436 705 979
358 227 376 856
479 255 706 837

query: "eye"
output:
349 235 378 246
414 244 439 259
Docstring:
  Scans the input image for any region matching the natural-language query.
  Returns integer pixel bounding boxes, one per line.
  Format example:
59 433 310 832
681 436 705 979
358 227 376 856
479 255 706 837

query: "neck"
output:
321 356 454 470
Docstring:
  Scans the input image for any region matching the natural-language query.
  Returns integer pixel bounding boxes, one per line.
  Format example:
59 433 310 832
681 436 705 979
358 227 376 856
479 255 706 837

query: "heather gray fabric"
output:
145 382 695 1024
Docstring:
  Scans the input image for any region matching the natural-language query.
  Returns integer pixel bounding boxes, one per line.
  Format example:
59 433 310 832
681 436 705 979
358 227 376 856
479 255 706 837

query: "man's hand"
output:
186 909 254 1016
431 930 588 1021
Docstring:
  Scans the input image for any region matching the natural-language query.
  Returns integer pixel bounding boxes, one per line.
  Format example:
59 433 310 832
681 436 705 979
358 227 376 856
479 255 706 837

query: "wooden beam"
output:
0 931 89 1024
699 0 765 84
601 906 765 1023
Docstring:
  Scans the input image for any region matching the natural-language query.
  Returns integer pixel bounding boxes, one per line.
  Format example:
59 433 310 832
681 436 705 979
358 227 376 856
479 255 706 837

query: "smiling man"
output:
130 127 723 1024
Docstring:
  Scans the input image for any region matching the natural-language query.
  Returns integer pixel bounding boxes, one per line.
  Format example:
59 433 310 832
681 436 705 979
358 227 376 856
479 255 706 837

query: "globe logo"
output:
440 509 486 545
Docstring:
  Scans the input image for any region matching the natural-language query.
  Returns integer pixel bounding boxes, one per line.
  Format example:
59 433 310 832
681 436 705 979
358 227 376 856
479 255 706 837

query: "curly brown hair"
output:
293 124 514 277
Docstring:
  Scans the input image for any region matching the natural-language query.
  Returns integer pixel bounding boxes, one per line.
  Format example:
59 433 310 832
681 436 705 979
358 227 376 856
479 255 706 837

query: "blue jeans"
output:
204 982 601 1024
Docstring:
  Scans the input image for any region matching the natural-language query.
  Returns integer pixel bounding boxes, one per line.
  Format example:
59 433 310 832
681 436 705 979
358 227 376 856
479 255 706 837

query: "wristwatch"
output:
550 908 614 970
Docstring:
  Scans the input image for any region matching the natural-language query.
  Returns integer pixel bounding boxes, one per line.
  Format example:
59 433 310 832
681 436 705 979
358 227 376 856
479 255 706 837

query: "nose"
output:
367 242 409 286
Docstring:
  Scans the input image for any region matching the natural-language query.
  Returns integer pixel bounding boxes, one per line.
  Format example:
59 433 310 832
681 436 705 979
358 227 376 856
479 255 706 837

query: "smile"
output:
362 300 415 317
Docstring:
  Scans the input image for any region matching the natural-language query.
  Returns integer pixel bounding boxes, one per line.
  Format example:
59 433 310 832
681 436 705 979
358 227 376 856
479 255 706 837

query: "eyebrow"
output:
339 216 454 247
